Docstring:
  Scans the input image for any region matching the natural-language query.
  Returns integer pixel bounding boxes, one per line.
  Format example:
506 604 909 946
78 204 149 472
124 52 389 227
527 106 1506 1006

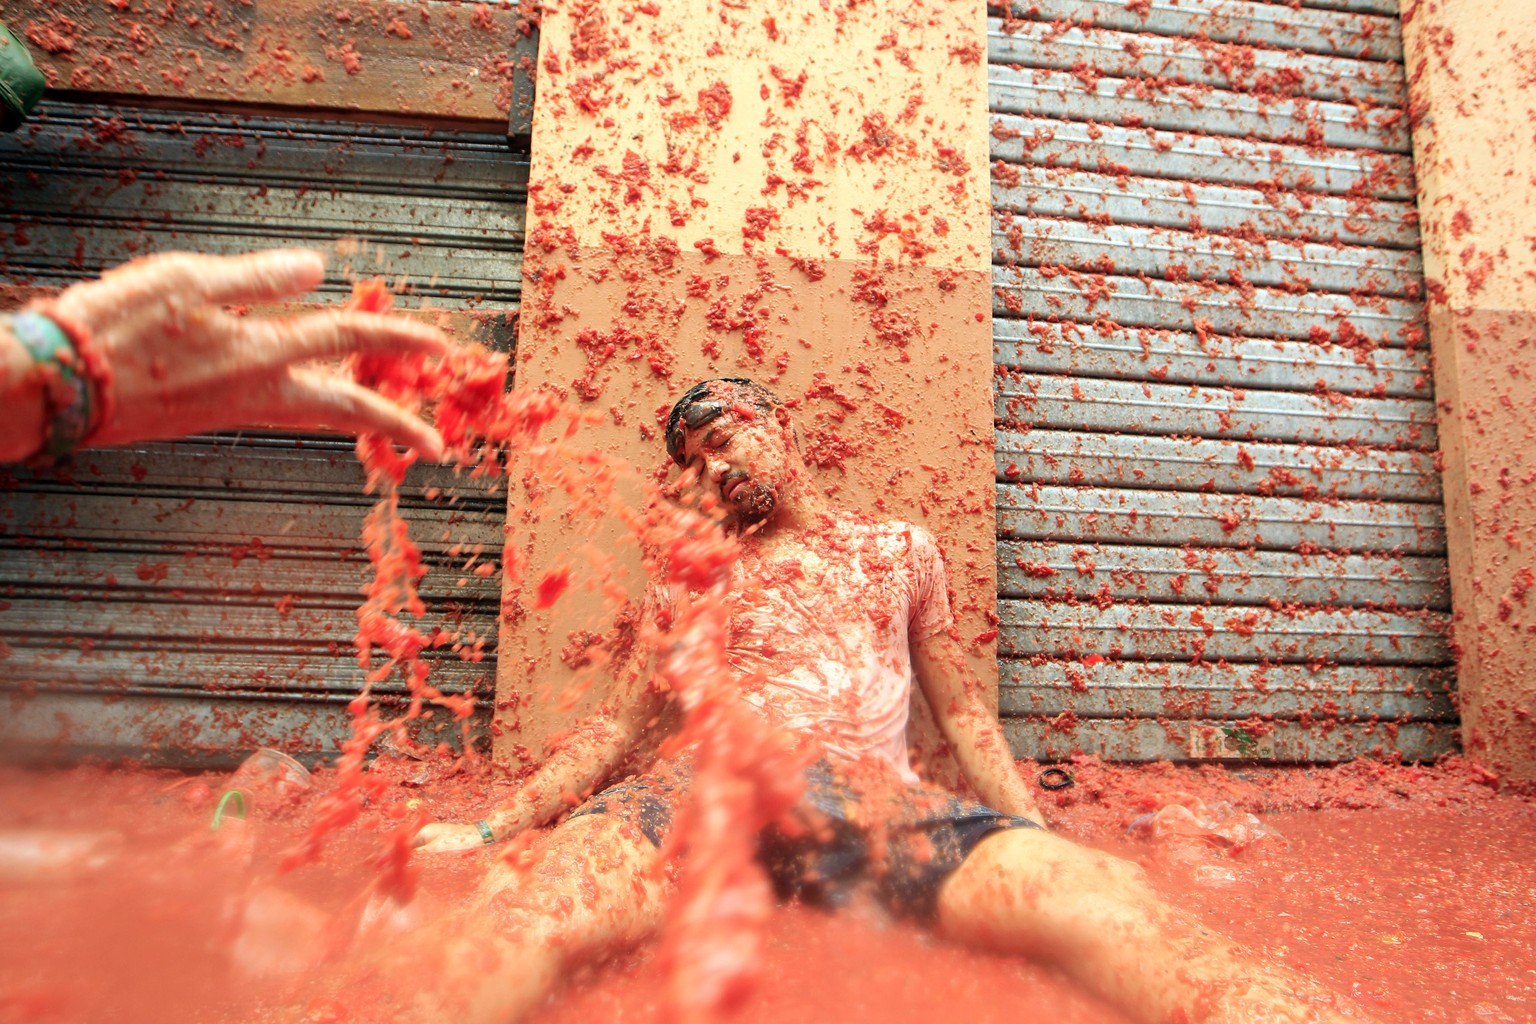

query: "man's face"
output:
676 404 791 526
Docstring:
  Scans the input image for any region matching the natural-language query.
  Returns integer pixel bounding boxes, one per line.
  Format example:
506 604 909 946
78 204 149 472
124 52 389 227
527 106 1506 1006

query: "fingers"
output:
243 309 451 366
96 249 327 306
188 249 329 306
284 368 446 462
54 249 329 330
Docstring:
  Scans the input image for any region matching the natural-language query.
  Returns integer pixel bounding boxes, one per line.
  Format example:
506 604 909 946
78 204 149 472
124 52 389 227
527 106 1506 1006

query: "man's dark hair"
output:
665 378 784 466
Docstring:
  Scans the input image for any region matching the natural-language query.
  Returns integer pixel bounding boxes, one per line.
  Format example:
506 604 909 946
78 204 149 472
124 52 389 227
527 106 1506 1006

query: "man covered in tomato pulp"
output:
408 378 1373 1024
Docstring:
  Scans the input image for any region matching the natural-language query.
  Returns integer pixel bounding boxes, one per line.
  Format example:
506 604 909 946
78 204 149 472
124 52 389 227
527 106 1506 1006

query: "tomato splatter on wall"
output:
981 0 1468 765
1399 0 1536 784
5 0 532 125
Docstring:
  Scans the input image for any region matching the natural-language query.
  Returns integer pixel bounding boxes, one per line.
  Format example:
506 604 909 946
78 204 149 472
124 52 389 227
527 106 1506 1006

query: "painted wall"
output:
495 0 996 776
1403 0 1536 785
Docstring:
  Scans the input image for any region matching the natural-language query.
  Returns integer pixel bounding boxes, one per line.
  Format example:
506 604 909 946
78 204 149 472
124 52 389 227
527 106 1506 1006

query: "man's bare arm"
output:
414 651 664 852
483 675 662 839
912 632 1045 824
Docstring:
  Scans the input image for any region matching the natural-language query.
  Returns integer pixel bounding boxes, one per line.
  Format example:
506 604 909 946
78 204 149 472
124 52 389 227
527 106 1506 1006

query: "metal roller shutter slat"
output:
991 114 1415 199
992 266 1423 344
992 168 1419 249
6 107 528 191
0 549 500 605
1003 719 1453 764
13 183 526 250
998 601 1449 664
17 441 506 504
996 541 1449 610
5 224 520 304
987 22 1406 106
0 692 487 769
17 678 473 703
992 218 1422 296
996 429 1440 501
997 484 1446 560
996 0 1404 61
999 661 1453 719
993 321 1430 398
996 375 1437 448
0 597 479 646
988 71 1409 152
1 493 498 548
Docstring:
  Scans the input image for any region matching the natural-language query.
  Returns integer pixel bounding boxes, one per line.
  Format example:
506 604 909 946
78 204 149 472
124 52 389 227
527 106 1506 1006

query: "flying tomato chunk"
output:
535 568 573 609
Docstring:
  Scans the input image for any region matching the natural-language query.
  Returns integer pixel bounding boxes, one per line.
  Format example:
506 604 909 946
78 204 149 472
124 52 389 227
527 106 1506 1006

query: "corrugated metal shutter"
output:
987 0 1455 761
0 102 524 767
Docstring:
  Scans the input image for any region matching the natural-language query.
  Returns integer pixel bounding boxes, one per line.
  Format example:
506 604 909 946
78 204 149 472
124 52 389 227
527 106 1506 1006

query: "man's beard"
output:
727 477 777 525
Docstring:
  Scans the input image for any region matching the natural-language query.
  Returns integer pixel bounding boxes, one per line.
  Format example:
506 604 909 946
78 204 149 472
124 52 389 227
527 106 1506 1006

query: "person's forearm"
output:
946 700 1044 821
482 713 637 839
914 639 1045 822
0 320 48 462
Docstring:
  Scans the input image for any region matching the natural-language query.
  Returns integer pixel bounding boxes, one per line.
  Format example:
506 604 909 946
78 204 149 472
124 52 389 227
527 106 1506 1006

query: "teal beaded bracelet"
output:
5 309 96 462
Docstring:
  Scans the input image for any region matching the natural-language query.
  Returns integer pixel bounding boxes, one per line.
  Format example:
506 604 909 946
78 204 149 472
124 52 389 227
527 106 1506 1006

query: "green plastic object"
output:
0 22 46 133
210 790 249 831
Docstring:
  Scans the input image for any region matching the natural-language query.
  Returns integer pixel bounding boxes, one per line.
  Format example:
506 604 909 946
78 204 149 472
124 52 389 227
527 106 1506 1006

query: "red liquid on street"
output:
0 758 1531 1024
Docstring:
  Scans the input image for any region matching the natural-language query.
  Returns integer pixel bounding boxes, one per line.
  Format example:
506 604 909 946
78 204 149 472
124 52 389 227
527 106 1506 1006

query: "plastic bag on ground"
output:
225 748 313 805
1126 798 1283 857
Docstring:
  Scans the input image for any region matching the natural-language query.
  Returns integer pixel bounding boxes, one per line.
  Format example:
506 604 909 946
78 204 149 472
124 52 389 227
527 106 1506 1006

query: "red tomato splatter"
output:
534 568 572 609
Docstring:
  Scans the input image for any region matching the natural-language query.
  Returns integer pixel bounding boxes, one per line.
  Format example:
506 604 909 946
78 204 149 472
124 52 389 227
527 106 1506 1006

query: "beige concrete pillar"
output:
1403 0 1536 785
493 0 996 776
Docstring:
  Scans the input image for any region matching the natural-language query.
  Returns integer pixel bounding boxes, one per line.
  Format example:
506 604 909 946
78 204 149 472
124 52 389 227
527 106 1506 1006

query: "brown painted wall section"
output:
0 0 532 129
1403 0 1536 785
495 0 995 776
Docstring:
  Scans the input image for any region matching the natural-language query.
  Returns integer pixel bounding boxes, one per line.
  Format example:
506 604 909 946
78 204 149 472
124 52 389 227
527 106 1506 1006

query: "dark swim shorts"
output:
567 760 1042 921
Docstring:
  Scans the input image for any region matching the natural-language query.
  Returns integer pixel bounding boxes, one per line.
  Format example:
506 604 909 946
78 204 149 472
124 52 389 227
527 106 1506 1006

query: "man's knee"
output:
939 826 1152 923
938 826 1171 964
938 826 1057 917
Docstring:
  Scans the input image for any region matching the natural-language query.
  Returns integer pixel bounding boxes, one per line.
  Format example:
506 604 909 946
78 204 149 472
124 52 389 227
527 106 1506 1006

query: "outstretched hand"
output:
411 821 488 854
50 249 449 458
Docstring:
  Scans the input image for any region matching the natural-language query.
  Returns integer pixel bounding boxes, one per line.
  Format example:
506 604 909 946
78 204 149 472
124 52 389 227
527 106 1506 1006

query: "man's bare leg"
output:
387 813 666 1024
936 828 1371 1024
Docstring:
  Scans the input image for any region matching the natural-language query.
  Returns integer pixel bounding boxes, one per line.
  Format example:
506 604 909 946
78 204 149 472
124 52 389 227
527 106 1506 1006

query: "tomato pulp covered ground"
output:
0 757 1532 1024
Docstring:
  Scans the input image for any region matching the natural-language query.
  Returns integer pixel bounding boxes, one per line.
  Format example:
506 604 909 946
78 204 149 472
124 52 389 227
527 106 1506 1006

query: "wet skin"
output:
675 401 804 533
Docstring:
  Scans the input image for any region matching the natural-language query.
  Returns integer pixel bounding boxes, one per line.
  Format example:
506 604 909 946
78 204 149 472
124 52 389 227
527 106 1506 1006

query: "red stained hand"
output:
51 249 449 459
